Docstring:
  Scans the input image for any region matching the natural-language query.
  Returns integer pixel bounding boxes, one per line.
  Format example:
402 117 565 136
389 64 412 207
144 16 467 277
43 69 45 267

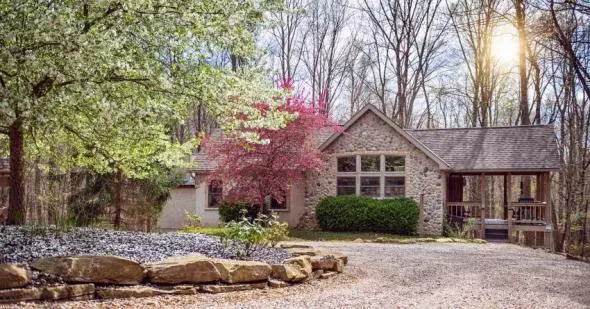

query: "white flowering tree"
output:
0 1 293 225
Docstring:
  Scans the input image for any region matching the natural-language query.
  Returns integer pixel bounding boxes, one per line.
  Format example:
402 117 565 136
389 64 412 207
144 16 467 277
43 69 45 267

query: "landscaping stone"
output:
212 259 272 284
268 279 288 288
278 243 312 249
312 269 324 279
200 282 267 294
284 256 313 276
334 259 344 273
286 248 319 257
146 254 220 284
31 256 144 285
0 284 94 303
0 226 289 265
271 264 308 282
309 255 338 271
96 285 197 299
0 263 31 289
319 271 338 279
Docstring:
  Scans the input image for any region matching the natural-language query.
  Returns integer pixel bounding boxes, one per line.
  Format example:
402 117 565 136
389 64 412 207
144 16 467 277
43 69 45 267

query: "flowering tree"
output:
203 79 339 208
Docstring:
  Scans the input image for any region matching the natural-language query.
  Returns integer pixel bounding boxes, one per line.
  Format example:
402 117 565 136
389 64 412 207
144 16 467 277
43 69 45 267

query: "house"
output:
158 105 561 246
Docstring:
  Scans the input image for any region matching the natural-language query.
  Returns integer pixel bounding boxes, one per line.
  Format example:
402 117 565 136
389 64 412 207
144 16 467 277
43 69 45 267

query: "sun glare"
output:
491 25 519 66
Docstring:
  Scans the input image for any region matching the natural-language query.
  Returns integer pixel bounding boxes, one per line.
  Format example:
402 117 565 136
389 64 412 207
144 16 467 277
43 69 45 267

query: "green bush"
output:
315 196 419 234
218 201 263 222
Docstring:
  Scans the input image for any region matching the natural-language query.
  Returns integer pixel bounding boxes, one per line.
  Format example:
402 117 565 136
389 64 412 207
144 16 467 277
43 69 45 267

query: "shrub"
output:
218 201 263 222
184 211 202 229
221 216 268 258
261 213 289 247
315 196 419 234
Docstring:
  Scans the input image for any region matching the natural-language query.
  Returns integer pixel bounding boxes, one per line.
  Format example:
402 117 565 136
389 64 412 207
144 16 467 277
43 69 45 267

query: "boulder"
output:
146 254 220 284
97 285 196 299
286 248 319 257
309 255 337 271
312 269 324 279
268 279 288 288
279 243 312 249
200 282 267 294
212 259 272 284
0 263 31 289
31 256 144 285
271 264 308 282
284 256 312 276
0 284 94 304
40 284 95 301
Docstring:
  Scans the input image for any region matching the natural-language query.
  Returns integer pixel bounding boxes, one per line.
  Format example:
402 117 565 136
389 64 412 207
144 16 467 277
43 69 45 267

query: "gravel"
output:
19 241 590 309
0 226 290 265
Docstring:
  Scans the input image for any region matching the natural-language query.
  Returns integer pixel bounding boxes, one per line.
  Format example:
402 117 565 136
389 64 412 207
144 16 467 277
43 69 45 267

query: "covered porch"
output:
445 171 552 248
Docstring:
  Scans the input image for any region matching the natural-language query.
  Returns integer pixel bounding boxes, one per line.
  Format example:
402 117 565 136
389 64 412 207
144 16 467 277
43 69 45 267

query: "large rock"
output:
146 254 220 284
284 256 312 276
0 284 94 304
271 264 308 282
0 263 31 289
212 259 272 284
309 255 338 271
200 282 267 294
286 248 319 257
97 285 196 299
31 256 144 285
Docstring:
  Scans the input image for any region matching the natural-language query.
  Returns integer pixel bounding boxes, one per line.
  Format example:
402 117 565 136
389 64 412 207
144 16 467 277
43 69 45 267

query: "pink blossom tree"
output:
203 79 339 209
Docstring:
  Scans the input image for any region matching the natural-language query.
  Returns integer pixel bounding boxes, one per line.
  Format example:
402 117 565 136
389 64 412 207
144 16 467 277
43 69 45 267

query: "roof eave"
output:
318 104 452 170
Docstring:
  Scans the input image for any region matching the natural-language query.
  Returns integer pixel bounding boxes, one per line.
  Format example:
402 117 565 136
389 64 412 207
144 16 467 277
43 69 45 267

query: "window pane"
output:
337 177 356 196
337 156 356 172
360 176 380 197
208 180 222 208
384 176 405 197
266 194 287 210
361 155 380 172
385 156 405 172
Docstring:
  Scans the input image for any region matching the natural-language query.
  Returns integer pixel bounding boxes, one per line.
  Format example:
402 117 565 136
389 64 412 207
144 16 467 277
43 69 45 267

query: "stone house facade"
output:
158 105 561 238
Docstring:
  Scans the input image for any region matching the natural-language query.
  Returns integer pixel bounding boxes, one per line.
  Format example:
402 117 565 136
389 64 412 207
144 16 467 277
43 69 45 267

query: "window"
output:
337 177 356 195
336 154 405 198
361 155 380 172
208 180 222 208
360 177 380 197
385 156 405 172
337 156 356 172
265 193 288 211
384 176 405 197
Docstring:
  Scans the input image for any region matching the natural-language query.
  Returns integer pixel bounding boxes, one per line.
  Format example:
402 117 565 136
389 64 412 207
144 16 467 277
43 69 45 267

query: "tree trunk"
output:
113 168 123 230
7 120 25 225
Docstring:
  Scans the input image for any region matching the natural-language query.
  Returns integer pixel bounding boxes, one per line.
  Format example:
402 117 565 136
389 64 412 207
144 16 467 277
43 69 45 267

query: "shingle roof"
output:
407 125 561 171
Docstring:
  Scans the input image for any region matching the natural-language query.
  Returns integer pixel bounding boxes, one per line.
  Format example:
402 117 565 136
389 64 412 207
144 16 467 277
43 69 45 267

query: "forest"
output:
0 0 589 256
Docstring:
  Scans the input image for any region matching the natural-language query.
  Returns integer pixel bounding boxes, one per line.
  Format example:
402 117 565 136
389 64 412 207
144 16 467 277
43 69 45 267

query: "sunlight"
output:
491 24 519 66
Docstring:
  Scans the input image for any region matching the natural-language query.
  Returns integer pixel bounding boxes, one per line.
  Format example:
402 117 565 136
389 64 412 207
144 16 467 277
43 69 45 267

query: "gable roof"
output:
319 105 451 170
408 126 561 172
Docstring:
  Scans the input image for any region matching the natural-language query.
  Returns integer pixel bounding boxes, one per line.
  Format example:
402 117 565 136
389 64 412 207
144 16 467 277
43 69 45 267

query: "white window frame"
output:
336 153 405 198
205 180 223 210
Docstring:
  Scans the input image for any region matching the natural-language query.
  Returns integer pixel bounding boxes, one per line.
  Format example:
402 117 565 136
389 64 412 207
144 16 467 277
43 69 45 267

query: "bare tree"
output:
361 0 448 128
302 0 352 115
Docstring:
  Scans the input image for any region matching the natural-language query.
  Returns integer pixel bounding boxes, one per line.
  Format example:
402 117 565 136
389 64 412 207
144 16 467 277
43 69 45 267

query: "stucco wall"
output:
298 111 445 235
158 180 307 230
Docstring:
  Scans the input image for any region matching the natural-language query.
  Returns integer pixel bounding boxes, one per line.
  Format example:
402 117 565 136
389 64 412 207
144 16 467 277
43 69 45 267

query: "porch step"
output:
485 228 508 242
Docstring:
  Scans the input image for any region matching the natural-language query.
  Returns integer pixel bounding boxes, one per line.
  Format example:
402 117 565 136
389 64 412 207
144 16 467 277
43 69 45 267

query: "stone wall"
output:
298 111 444 235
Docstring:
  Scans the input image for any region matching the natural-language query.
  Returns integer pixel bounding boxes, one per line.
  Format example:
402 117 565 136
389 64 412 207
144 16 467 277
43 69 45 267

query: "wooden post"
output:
480 174 486 239
544 172 553 250
507 173 512 243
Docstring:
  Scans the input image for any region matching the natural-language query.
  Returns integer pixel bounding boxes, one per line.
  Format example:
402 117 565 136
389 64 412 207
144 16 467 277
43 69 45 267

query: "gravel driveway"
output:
22 242 590 309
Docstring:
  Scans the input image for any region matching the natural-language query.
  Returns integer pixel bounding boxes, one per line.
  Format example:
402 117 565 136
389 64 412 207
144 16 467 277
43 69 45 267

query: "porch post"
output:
544 172 553 250
480 174 486 239
507 173 513 243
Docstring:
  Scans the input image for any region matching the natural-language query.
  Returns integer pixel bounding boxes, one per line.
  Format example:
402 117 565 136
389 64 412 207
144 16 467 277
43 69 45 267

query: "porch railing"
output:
509 202 547 225
446 202 482 220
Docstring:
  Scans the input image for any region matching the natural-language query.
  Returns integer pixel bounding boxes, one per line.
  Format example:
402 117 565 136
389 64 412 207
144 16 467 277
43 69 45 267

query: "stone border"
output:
0 244 348 304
